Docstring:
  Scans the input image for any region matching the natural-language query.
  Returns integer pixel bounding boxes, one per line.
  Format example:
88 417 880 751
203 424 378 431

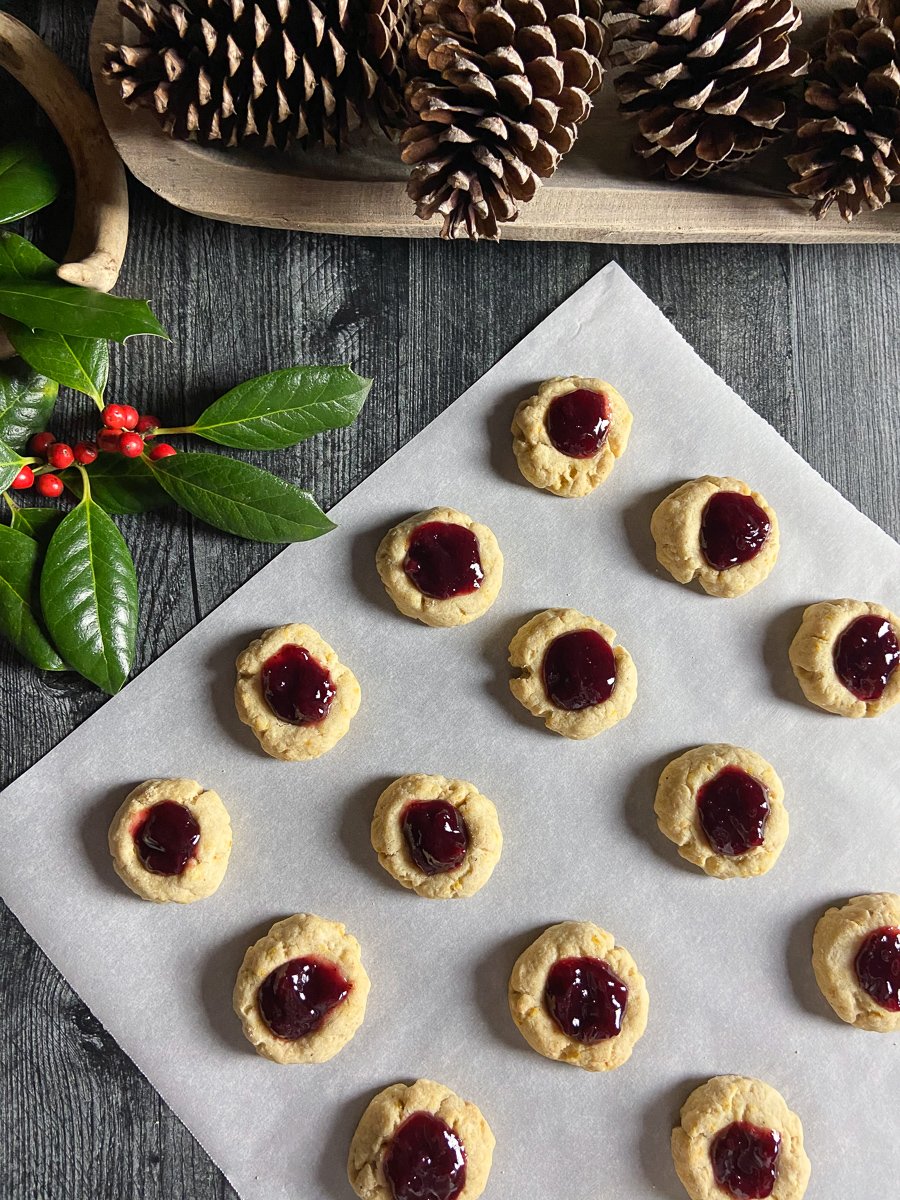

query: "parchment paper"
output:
1 263 898 1200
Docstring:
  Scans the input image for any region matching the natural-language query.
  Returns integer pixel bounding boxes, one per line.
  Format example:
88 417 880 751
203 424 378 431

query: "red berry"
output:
11 465 34 490
102 403 128 429
47 442 74 469
136 414 160 435
119 432 144 458
29 431 56 455
148 442 176 461
119 405 139 431
36 473 63 498
73 440 98 465
97 429 122 453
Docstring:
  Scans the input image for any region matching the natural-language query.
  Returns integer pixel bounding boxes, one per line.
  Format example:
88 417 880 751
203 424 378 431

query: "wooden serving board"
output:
90 0 900 243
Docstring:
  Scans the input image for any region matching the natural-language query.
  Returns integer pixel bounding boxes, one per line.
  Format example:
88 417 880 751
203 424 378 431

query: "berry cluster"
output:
12 404 177 498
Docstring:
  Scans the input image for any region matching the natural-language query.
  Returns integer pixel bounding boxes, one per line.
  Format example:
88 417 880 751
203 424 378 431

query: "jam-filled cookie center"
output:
545 388 610 459
403 521 484 600
544 955 628 1043
132 801 200 876
382 1110 467 1200
700 491 771 571
855 926 900 1011
258 956 351 1039
697 767 769 858
261 643 336 724
542 629 617 711
710 1120 781 1199
833 614 900 701
401 800 469 876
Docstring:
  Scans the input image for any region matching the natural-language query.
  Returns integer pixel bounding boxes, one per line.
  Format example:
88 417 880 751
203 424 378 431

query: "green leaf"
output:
40 493 137 693
0 142 59 224
0 357 57 450
0 280 168 344
0 523 65 671
0 435 27 492
149 452 335 543
61 454 170 515
190 366 372 450
4 320 109 402
0 231 57 281
10 506 63 551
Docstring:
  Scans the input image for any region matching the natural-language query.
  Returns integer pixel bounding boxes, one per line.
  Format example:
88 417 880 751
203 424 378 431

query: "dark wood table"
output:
2 4 899 1198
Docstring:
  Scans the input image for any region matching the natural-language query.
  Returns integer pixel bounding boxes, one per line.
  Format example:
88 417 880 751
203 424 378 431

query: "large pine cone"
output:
787 0 900 219
401 0 609 240
607 0 809 180
103 0 412 150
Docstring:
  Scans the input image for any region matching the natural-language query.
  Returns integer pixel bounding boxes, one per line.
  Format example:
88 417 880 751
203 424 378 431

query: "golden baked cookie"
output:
508 608 637 738
655 745 787 879
347 1079 494 1200
812 893 900 1031
234 624 361 760
508 920 649 1071
788 599 900 718
108 778 231 904
672 1076 811 1200
650 475 779 598
376 507 503 627
511 375 633 497
233 913 370 1064
370 774 502 900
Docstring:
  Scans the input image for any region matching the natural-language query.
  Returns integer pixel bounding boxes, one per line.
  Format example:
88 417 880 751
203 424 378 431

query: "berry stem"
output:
2 489 18 514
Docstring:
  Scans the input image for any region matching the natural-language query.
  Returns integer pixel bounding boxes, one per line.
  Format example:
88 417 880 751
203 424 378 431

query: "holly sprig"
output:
0 141 371 694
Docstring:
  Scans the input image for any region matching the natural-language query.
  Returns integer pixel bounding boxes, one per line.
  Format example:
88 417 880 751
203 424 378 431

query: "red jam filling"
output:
402 800 469 875
700 491 771 570
833 614 900 701
710 1121 781 1199
133 801 200 876
403 521 484 600
697 767 769 858
545 388 610 458
855 926 900 1011
544 956 628 1043
382 1111 466 1200
261 643 335 724
542 629 616 711
258 956 350 1039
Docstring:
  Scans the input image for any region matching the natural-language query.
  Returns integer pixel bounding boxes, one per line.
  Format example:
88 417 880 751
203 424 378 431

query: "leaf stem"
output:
75 461 91 501
152 425 193 436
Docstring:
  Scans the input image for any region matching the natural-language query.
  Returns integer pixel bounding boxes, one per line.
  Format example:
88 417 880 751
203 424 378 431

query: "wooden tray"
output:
90 0 900 243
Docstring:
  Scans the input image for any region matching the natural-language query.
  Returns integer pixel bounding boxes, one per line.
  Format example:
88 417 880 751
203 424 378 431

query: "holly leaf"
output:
62 454 170 515
0 523 65 671
190 366 372 450
40 493 138 693
3 320 108 402
10 506 63 552
0 231 57 281
0 142 59 225
0 358 57 450
0 280 167 343
149 452 335 542
0 435 27 492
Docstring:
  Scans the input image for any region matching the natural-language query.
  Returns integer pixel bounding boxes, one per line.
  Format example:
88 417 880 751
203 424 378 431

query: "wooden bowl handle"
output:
0 12 129 358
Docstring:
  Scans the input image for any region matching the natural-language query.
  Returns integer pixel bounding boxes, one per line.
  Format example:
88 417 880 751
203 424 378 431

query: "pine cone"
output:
401 0 609 240
787 0 900 219
608 0 809 180
103 0 411 150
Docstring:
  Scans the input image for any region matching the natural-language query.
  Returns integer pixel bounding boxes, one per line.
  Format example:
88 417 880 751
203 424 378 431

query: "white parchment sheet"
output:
1 263 898 1200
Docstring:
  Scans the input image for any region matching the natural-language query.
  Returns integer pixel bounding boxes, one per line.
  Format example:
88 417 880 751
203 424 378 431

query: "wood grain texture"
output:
2 4 899 1199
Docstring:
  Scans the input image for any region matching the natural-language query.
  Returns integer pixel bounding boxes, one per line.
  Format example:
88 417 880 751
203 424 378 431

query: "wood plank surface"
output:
1 4 899 1198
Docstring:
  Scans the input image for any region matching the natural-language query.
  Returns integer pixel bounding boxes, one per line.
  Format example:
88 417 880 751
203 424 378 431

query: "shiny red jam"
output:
542 629 616 710
261 643 335 724
710 1121 781 1199
700 491 770 570
544 956 628 1043
855 926 900 1011
697 767 769 857
403 521 484 600
402 800 469 875
545 388 610 458
833 614 900 701
258 956 350 1039
133 801 200 876
382 1111 466 1200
